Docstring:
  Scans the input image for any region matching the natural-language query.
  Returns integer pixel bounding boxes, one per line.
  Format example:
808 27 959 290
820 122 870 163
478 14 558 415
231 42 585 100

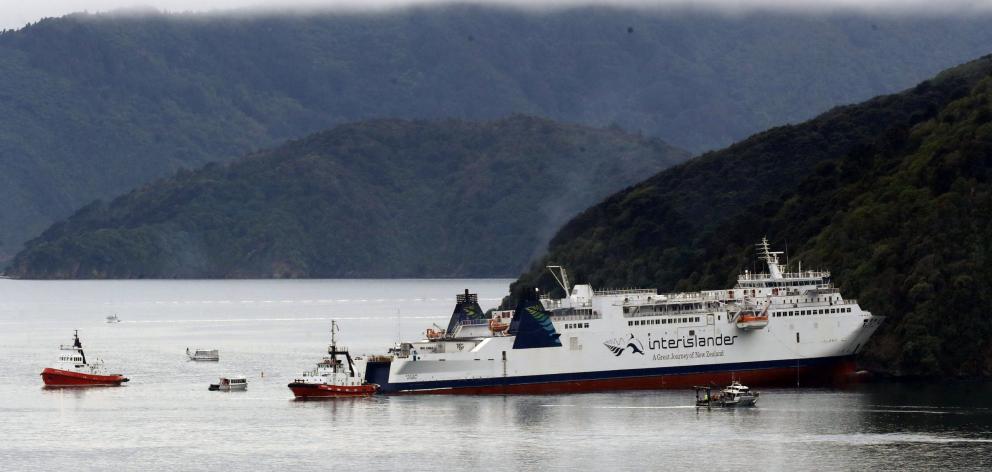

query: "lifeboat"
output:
488 317 509 335
735 306 769 330
288 320 379 399
41 330 129 387
425 328 445 340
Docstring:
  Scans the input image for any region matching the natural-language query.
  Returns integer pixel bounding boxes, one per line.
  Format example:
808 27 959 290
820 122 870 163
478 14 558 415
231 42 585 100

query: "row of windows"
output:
628 316 701 327
563 323 590 329
739 279 824 288
774 307 851 317
623 302 712 314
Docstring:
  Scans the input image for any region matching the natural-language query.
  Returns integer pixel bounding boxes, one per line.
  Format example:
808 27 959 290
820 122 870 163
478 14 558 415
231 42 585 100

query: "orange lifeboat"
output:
426 328 445 340
489 318 509 335
735 307 769 330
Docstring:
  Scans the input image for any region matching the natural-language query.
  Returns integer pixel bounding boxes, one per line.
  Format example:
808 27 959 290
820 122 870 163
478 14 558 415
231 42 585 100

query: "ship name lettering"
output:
646 334 738 351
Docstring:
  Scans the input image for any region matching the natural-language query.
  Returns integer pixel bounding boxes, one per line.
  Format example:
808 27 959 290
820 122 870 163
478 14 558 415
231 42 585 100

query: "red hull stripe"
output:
40 368 127 387
288 383 376 398
369 356 859 395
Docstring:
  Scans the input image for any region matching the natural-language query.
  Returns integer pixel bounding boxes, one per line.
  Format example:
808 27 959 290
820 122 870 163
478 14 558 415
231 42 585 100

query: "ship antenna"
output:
547 265 571 296
757 236 784 279
331 320 337 351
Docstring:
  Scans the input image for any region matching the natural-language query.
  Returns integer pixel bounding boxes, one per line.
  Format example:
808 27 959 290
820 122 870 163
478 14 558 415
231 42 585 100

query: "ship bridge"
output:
735 238 831 290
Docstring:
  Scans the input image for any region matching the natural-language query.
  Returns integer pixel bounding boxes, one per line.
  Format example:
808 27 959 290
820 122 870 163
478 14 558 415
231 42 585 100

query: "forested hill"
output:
512 55 992 378
4 9 992 258
4 116 689 278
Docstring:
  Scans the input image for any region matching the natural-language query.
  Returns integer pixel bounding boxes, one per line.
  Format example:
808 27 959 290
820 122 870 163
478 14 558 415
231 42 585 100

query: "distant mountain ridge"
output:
4 7 992 256
511 55 992 378
5 116 689 278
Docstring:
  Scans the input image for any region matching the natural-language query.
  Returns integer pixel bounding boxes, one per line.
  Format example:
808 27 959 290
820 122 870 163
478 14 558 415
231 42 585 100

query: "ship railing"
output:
594 288 657 296
549 312 602 321
457 319 490 327
657 291 726 302
738 270 831 281
366 355 395 363
623 308 710 318
540 298 593 309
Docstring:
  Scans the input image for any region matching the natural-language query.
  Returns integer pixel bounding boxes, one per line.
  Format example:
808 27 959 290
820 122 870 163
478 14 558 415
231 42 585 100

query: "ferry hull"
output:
367 356 858 395
288 382 377 399
40 367 129 387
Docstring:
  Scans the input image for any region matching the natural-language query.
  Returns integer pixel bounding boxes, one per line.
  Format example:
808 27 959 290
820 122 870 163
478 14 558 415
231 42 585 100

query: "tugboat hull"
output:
288 382 377 399
40 368 128 387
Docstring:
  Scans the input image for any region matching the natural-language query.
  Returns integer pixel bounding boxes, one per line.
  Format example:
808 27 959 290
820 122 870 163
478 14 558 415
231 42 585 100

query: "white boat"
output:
106 314 120 323
353 238 884 394
187 348 220 362
209 376 247 391
718 381 759 406
694 381 759 407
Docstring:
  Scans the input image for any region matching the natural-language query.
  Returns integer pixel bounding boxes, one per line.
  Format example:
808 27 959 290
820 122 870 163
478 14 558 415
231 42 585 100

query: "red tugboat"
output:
289 321 378 399
40 330 129 387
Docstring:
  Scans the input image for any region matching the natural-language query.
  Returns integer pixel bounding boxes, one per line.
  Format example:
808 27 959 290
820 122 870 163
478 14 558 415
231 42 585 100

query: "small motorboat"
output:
288 321 378 399
694 381 759 407
209 376 247 391
187 348 220 361
106 314 121 323
734 305 769 330
40 330 129 387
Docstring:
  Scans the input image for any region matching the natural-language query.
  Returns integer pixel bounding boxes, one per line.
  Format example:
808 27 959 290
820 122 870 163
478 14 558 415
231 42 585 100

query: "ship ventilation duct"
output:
445 289 485 335
509 288 562 349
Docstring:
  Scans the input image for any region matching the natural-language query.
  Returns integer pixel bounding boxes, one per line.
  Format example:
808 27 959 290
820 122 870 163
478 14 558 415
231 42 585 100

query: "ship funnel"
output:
445 289 485 335
508 287 562 349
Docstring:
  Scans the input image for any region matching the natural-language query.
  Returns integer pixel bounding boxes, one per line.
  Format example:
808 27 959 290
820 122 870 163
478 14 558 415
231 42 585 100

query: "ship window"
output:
628 321 632 326
830 309 836 314
584 323 589 328
847 308 852 312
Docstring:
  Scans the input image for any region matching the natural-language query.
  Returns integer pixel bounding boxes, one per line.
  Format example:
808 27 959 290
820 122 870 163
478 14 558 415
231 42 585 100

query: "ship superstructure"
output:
360 239 884 394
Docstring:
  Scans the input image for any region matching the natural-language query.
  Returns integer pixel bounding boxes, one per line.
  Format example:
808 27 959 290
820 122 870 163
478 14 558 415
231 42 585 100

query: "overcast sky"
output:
3 1 991 30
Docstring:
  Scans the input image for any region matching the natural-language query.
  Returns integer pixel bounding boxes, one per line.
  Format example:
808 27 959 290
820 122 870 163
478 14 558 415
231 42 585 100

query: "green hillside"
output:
5 116 688 278
4 8 992 257
512 56 992 378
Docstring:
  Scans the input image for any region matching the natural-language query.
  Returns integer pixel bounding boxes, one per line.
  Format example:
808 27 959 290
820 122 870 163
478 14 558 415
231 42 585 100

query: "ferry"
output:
187 348 220 362
40 330 129 387
358 238 884 394
209 376 247 391
288 321 378 399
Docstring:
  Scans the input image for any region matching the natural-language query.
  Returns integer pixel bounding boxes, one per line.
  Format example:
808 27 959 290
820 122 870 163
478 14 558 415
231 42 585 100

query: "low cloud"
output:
4 1 991 30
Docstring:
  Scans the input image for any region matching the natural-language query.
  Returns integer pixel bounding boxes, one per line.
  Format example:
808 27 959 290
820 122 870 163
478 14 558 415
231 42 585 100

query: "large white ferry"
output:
359 239 884 394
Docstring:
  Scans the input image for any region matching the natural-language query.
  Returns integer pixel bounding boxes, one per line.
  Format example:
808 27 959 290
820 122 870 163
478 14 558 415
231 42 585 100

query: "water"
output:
1 279 990 470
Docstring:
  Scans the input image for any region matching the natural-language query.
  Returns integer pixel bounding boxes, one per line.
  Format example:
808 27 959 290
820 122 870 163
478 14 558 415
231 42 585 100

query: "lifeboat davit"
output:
41 330 129 387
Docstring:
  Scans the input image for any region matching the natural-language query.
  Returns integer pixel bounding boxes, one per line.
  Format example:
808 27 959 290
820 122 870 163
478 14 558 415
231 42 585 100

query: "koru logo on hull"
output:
604 334 645 356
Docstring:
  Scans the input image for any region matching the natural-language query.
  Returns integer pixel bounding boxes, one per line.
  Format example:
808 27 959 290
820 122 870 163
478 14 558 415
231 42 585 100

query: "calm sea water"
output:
1 278 990 471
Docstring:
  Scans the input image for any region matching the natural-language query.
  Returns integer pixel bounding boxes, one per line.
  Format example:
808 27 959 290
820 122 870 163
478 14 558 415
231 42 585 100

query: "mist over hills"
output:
3 7 992 257
5 116 688 278
511 55 992 377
